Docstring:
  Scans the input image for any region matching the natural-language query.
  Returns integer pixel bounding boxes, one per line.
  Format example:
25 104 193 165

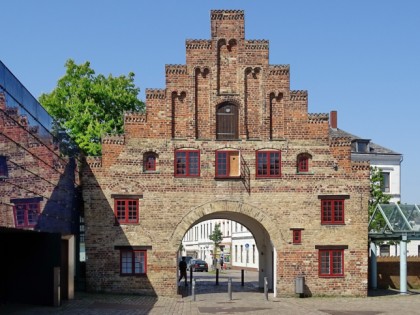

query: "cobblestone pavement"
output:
2 271 420 315
2 289 420 315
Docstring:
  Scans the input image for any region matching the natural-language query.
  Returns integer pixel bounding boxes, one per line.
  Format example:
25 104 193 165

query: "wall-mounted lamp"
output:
333 162 338 171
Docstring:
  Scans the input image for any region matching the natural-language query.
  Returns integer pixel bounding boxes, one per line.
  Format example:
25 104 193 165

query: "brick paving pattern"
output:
2 289 420 315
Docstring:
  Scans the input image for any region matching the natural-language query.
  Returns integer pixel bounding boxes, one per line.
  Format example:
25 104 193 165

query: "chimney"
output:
330 110 337 129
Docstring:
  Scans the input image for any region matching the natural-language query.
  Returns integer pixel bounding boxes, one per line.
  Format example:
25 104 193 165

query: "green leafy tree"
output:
209 223 223 265
39 59 144 155
369 166 391 232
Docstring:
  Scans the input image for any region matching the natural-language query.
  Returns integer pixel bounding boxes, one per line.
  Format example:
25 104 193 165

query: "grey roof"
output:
329 128 401 155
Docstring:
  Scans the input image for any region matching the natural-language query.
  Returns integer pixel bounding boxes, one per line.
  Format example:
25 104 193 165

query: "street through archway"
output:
178 269 261 298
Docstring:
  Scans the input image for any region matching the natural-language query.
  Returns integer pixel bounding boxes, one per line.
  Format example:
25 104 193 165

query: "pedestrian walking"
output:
178 257 188 286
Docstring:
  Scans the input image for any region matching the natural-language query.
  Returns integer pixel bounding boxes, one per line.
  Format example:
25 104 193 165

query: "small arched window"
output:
216 103 238 140
143 152 157 172
297 153 311 173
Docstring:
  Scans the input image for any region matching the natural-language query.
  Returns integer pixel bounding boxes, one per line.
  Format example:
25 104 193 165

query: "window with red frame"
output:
143 153 157 171
256 151 281 178
215 151 240 178
319 249 344 277
115 199 139 224
292 229 302 244
13 200 41 228
321 199 344 224
0 156 8 178
175 150 200 177
120 250 147 275
297 154 309 172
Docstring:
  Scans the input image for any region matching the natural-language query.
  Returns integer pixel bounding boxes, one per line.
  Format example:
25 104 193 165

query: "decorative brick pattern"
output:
83 10 370 297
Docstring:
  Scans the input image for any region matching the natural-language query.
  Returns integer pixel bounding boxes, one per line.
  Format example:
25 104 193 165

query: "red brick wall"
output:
84 10 370 297
0 92 79 233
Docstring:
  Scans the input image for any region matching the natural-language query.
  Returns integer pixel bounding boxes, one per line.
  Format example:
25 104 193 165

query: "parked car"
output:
188 259 208 272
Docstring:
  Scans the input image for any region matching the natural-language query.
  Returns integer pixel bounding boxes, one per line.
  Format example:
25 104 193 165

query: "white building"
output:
181 219 259 270
329 111 420 256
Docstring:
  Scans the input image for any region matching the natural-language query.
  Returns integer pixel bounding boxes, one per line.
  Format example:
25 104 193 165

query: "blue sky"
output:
2 1 419 203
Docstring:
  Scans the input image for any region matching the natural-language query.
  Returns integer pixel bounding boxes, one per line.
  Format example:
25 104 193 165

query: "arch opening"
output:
172 200 277 296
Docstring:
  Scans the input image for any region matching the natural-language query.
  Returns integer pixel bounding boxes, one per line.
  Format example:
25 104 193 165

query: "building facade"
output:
0 61 82 304
181 219 259 270
329 113 415 256
83 10 370 297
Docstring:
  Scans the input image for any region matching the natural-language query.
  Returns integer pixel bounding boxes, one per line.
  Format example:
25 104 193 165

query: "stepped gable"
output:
211 10 244 20
308 113 329 123
245 40 269 50
86 156 102 168
269 65 290 76
290 90 308 101
124 112 146 123
186 40 212 50
165 65 187 75
102 134 125 145
146 89 166 100
330 136 352 147
81 10 370 298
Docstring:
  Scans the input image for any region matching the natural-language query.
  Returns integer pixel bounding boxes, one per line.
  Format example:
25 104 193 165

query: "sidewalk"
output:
2 289 420 315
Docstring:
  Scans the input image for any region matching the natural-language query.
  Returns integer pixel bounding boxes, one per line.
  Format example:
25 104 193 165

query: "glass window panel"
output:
189 152 199 175
128 200 137 222
176 152 186 175
217 152 227 176
121 251 132 274
16 204 26 226
27 203 39 225
320 251 330 274
334 201 343 222
134 251 145 274
332 251 343 274
322 201 332 222
117 200 126 220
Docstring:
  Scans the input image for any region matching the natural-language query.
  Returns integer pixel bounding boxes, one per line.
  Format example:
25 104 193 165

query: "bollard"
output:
192 278 196 301
190 268 193 286
264 277 268 301
241 269 244 286
216 268 219 285
228 277 232 300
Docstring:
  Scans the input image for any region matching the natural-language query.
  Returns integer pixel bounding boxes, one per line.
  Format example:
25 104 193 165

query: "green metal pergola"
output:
368 203 420 293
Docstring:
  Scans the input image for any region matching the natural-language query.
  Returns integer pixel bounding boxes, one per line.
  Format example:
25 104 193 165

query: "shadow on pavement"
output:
368 288 420 296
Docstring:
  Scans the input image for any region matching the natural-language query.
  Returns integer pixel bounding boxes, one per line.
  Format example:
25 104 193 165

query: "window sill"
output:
174 175 201 178
255 176 282 179
321 223 345 226
143 170 160 174
215 139 242 141
120 273 147 277
319 275 344 278
296 172 314 175
215 176 242 180
114 222 139 226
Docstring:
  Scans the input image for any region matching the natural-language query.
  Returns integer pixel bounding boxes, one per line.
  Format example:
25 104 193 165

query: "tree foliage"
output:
39 59 144 155
369 166 391 232
209 223 223 260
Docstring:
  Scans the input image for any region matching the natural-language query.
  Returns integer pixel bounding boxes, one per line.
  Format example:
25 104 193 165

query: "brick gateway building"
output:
83 10 370 297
